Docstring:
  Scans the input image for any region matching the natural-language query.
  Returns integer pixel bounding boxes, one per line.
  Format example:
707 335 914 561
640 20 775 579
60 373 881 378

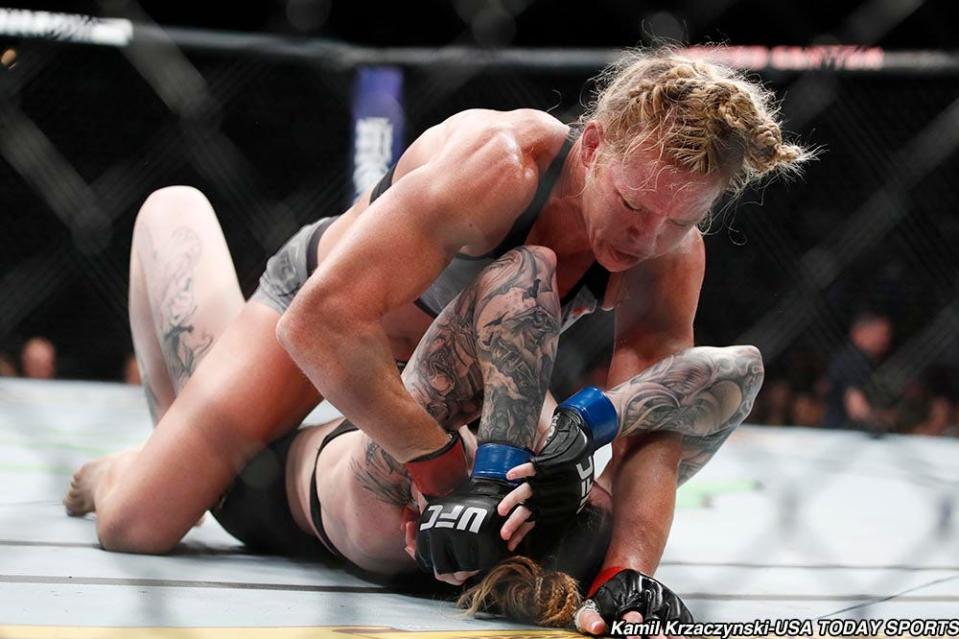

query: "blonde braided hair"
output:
582 46 812 195
457 555 581 628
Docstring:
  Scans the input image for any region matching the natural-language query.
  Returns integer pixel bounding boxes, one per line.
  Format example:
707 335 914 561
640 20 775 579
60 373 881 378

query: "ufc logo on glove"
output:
419 504 489 534
577 457 594 511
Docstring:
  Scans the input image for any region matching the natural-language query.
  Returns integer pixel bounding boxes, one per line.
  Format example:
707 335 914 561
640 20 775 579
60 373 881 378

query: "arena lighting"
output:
1 7 957 74
0 8 132 46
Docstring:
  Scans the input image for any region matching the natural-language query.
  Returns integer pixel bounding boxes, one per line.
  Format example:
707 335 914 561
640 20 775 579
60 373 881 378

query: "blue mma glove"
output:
528 387 618 525
415 443 530 575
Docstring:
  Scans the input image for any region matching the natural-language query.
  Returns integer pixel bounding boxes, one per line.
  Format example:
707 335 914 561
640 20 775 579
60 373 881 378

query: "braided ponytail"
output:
582 46 814 195
457 555 581 628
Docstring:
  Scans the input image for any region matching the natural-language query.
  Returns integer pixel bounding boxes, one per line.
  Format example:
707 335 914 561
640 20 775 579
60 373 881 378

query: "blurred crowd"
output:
1 336 140 386
5 310 957 441
748 312 959 439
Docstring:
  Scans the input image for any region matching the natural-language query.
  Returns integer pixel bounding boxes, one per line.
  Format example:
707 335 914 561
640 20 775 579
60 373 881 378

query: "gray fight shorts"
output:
251 217 337 314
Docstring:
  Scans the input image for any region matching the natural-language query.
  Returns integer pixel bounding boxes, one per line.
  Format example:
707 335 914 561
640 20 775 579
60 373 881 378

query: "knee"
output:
136 185 214 228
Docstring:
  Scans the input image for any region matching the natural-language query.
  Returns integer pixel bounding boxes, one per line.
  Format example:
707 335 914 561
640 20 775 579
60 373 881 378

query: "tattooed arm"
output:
349 245 560 512
402 246 560 451
606 345 764 483
278 130 542 465
581 345 764 605
471 247 560 449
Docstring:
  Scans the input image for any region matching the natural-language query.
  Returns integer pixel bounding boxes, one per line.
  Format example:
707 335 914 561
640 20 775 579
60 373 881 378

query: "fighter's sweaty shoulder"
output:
338 109 568 254
308 110 572 358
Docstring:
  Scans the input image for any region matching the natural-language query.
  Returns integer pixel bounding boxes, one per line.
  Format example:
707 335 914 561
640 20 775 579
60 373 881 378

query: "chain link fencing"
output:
1 7 958 626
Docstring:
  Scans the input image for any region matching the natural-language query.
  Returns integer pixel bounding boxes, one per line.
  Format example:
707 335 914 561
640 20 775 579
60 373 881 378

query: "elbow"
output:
275 308 302 356
736 344 765 395
729 344 764 421
275 292 362 362
275 292 333 357
96 506 178 555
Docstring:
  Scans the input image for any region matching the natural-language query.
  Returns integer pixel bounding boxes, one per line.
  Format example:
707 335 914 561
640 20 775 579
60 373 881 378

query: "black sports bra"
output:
308 420 359 561
366 127 610 332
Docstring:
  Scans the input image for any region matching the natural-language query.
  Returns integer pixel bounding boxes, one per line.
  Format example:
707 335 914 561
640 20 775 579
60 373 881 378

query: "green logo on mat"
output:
676 478 762 508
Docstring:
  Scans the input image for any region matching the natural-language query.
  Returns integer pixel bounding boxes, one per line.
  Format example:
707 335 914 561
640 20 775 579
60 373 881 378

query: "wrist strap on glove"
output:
472 443 532 485
587 565 627 598
404 431 468 498
559 386 618 447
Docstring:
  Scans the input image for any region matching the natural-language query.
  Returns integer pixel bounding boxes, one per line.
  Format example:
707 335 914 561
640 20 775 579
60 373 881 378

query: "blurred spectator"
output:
21 337 57 379
893 379 931 434
822 312 893 431
911 396 956 437
791 391 825 427
748 379 793 425
896 366 959 437
0 353 16 377
123 353 142 385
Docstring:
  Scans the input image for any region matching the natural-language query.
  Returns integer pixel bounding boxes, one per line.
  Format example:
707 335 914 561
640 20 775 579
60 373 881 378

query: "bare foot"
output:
63 451 132 517
64 450 207 526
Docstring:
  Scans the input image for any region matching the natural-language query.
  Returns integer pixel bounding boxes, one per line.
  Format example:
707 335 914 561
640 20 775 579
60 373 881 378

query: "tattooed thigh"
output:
149 226 215 390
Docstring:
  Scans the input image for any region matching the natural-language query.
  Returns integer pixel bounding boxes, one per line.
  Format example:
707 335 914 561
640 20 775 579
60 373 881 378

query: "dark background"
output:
16 0 959 48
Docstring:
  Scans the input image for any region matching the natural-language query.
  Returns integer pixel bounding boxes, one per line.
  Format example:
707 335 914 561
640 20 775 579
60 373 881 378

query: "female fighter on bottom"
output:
64 48 807 634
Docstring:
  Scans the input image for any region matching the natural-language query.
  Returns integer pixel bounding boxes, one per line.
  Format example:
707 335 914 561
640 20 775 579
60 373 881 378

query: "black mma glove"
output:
586 568 693 625
415 443 530 575
528 387 618 525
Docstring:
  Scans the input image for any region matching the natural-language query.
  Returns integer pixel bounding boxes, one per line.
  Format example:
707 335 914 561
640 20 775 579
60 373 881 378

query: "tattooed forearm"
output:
155 227 214 389
342 247 560 509
606 345 765 483
402 247 560 450
403 308 484 430
473 248 560 448
349 428 413 507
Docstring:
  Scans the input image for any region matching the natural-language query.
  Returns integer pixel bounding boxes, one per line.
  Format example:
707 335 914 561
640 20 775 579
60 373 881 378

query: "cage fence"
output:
1 7 958 628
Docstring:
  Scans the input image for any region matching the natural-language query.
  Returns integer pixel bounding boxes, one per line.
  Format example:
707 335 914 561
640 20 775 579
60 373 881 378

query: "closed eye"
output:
620 197 643 213
620 192 698 227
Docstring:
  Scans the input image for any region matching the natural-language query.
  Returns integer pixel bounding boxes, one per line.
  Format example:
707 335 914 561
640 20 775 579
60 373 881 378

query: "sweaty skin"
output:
277 109 719 468
67 109 729 610
276 111 728 587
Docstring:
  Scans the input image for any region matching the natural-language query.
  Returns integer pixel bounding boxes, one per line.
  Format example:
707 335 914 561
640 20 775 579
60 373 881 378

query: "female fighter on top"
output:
63 48 809 634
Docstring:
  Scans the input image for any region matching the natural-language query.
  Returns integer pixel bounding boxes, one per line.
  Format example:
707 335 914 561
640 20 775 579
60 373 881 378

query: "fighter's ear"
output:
402 506 419 559
581 122 604 167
